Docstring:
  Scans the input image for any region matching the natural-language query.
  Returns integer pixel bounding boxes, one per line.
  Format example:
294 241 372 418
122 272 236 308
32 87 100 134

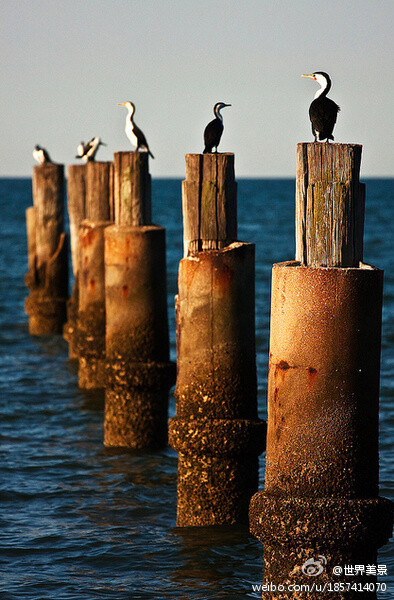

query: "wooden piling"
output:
85 161 114 221
77 220 112 389
63 164 86 359
249 143 393 598
113 151 151 226
182 153 237 256
168 153 266 526
104 152 175 449
67 165 87 276
296 143 365 267
25 164 68 335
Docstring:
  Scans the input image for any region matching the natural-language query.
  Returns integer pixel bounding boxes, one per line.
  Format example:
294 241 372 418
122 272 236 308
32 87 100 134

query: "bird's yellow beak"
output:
118 102 126 106
302 74 315 79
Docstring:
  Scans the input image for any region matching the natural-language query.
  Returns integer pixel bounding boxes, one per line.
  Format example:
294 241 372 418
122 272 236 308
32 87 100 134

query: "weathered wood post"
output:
76 161 114 389
85 161 114 222
63 164 86 359
168 153 266 526
249 144 393 598
25 164 68 335
113 151 151 226
104 151 175 448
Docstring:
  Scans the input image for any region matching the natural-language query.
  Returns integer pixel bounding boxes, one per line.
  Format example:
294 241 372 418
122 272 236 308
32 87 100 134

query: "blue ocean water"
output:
0 177 392 599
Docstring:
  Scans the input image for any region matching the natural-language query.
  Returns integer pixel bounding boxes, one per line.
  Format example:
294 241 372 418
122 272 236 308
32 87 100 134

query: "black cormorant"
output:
118 101 154 158
33 145 52 164
302 72 340 142
203 102 231 153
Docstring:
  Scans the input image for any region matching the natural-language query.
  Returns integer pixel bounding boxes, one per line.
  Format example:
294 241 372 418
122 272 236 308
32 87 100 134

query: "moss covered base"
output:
169 417 266 526
104 359 176 449
249 493 393 599
63 285 79 360
25 292 67 335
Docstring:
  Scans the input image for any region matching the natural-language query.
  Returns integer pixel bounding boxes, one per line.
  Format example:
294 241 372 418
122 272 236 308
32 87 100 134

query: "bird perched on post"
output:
118 101 154 158
75 137 106 162
203 102 231 153
33 145 52 164
302 72 340 142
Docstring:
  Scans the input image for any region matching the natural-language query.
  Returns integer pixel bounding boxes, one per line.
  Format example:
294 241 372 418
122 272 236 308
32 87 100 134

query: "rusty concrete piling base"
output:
104 359 176 449
63 283 79 360
265 261 384 498
169 418 266 526
249 494 393 600
78 356 106 390
76 303 106 389
25 292 67 335
250 260 393 597
171 242 266 525
175 243 258 420
104 225 170 363
77 221 111 389
104 225 173 449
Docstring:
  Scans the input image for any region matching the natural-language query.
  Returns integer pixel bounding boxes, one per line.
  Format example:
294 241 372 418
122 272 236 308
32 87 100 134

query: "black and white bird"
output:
203 102 231 153
33 145 52 164
75 137 106 162
302 72 340 142
118 101 154 158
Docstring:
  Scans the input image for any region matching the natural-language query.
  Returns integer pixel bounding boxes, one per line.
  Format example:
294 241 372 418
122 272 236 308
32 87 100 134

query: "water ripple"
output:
0 178 392 599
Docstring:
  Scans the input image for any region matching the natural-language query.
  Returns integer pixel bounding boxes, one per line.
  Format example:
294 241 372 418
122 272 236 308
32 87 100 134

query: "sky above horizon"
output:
1 0 393 177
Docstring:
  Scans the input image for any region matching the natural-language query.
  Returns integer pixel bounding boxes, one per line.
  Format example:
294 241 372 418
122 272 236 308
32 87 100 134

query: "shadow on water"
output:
168 526 262 599
78 388 105 411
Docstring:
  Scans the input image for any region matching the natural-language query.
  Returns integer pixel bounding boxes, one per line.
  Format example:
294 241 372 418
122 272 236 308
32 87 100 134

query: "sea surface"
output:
0 177 393 599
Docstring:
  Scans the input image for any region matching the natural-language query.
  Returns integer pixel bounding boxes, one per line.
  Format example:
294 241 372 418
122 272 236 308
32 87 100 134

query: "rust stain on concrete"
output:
82 269 88 288
182 259 200 291
277 360 291 371
81 228 95 247
307 366 318 385
275 360 294 383
213 262 233 289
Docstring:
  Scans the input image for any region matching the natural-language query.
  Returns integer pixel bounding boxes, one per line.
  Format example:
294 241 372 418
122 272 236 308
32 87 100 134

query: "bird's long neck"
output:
214 105 223 122
314 78 331 99
128 106 135 123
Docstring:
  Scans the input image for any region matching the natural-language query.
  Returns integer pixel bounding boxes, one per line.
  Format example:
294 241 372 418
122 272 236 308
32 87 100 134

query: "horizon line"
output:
1 174 394 180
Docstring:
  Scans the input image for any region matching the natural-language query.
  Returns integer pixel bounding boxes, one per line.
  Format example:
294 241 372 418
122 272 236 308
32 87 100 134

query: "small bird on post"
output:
302 72 340 142
33 145 52 164
118 101 154 158
203 102 231 153
75 137 106 162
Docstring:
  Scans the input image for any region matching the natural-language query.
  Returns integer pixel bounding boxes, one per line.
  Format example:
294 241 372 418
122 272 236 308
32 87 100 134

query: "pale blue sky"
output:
1 0 393 177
